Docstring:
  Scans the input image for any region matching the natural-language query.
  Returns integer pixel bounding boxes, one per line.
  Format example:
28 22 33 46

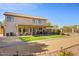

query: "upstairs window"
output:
32 19 45 25
38 20 45 25
32 20 36 25
42 20 46 24
38 20 42 24
6 16 14 22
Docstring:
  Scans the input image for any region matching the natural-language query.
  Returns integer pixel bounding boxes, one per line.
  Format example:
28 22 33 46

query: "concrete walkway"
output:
0 36 22 47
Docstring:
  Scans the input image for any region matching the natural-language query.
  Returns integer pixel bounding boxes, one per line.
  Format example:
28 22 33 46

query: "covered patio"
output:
16 25 53 36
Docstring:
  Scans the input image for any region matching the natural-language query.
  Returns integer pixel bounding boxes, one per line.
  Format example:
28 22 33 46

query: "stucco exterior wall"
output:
4 16 16 35
14 17 33 25
4 15 47 36
4 16 36 35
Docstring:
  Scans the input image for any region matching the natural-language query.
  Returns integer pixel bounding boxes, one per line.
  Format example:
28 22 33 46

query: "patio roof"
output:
17 24 53 28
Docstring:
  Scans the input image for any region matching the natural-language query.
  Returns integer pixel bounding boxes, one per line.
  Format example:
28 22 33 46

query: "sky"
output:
0 3 79 27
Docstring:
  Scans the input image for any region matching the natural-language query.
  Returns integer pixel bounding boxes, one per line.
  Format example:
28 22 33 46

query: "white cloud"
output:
0 3 39 11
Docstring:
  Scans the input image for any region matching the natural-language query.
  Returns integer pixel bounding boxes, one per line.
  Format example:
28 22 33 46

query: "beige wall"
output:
14 17 33 25
4 16 17 35
4 17 17 35
14 17 47 25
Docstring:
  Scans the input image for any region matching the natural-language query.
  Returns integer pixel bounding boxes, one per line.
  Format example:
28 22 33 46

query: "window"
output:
38 20 42 24
19 28 21 32
42 20 45 25
32 20 36 25
39 28 42 30
23 28 25 32
38 20 44 25
7 16 14 22
32 20 45 25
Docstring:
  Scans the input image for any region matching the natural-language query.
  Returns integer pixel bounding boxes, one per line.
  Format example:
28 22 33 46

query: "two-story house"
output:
3 12 53 36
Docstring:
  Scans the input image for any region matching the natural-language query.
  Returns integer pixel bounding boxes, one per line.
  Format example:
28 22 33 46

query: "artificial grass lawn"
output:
19 35 64 42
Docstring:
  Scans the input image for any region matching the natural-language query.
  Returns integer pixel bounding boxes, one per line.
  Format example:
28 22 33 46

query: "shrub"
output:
57 50 74 56
66 34 70 36
53 29 61 35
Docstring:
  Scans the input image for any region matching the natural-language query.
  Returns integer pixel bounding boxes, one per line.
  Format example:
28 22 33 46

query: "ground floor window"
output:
18 28 21 33
6 32 14 36
23 28 25 33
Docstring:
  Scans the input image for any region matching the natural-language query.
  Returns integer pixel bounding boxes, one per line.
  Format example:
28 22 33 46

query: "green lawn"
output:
19 35 64 42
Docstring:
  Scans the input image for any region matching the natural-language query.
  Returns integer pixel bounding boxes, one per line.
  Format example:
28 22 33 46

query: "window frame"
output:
32 20 36 25
6 16 14 22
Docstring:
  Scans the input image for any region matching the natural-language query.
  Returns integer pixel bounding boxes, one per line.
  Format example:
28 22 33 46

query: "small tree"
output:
53 25 60 35
46 21 52 26
0 21 2 26
0 21 4 28
53 25 59 29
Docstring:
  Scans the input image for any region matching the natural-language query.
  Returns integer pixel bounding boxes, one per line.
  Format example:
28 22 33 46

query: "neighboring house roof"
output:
3 12 47 20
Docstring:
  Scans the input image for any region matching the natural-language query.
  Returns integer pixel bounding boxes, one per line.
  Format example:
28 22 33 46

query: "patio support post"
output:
31 28 33 35
42 28 43 35
16 24 19 36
